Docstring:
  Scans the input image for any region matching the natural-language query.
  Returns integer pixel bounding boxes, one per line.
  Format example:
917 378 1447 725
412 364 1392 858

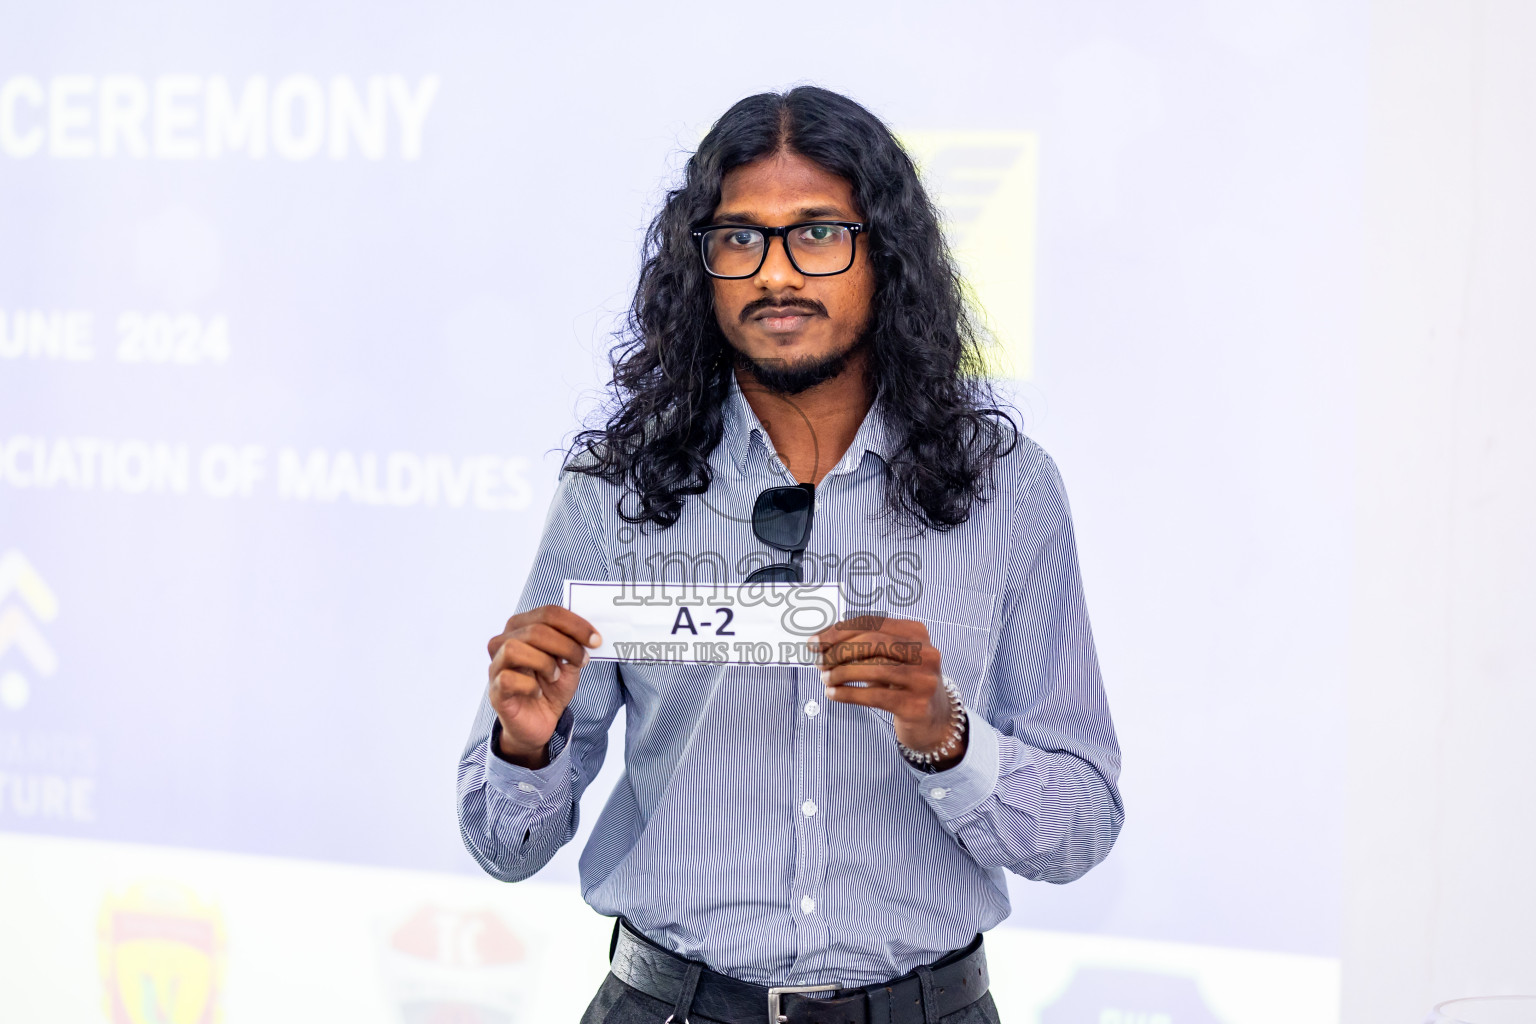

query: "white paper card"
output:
563 580 844 665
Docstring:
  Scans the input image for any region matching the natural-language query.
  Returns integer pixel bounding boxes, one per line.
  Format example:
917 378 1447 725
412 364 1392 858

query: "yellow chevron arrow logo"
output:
0 550 59 622
900 131 1039 381
0 606 57 675
0 551 59 711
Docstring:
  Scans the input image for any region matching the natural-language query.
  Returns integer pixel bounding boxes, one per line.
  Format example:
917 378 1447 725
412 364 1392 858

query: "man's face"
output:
709 150 876 392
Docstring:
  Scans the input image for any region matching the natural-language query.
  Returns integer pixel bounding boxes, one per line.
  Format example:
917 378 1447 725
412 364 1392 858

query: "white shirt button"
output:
517 782 537 793
804 700 820 717
801 800 818 817
929 787 948 800
800 895 816 914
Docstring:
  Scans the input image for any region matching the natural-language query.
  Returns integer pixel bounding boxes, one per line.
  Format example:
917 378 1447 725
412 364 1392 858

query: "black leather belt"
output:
607 918 990 1024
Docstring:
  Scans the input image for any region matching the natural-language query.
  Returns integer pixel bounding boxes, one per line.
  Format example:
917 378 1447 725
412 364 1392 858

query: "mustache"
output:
738 296 828 324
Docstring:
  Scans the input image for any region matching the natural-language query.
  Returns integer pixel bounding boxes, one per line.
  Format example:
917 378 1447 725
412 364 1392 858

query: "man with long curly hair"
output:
457 87 1123 1024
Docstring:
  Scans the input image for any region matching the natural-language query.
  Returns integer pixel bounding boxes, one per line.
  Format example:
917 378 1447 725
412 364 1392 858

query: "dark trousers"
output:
579 972 1002 1024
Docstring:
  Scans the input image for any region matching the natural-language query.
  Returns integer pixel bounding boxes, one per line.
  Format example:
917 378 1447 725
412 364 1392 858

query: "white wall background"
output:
1347 0 1536 1018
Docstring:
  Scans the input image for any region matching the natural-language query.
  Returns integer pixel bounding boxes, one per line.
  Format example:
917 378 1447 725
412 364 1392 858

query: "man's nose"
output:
753 236 804 289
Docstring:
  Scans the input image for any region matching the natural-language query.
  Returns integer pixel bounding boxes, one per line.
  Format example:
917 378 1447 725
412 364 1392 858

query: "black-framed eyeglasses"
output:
744 483 815 584
691 221 864 279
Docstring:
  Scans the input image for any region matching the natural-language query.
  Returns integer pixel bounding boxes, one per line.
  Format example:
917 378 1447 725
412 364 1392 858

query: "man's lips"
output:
747 305 823 332
756 313 814 333
751 305 821 320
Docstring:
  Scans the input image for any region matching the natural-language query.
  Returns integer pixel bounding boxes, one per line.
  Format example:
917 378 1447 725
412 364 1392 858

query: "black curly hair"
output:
569 86 1017 531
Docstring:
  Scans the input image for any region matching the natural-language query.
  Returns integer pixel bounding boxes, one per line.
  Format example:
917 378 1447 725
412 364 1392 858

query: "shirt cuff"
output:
909 708 1001 822
484 710 575 799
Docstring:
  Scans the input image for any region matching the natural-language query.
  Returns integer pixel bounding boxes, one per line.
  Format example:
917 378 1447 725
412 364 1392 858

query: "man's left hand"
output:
816 616 965 771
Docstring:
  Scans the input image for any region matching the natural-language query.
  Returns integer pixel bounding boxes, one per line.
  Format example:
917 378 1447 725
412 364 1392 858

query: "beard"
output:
732 334 867 396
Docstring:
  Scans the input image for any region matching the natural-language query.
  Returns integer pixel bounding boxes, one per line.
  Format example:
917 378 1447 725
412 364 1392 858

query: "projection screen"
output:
0 3 1364 1020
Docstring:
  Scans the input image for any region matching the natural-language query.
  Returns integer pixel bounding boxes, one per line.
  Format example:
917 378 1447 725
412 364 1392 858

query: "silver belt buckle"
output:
768 984 839 1024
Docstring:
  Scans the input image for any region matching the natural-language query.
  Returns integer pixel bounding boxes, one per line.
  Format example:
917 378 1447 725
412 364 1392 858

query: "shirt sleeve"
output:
908 442 1125 883
455 467 625 882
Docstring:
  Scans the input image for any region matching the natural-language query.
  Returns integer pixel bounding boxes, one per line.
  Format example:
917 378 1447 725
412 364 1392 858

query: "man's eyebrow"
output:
710 205 855 225
792 205 852 220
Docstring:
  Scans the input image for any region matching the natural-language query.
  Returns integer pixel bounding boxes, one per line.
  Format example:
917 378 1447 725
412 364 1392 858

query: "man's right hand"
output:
486 606 602 770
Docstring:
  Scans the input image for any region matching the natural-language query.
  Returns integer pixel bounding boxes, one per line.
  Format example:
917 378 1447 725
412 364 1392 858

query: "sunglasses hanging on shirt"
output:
745 483 815 584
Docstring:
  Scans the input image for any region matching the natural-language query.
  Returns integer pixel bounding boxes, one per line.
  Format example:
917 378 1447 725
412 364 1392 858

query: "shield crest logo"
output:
97 884 226 1024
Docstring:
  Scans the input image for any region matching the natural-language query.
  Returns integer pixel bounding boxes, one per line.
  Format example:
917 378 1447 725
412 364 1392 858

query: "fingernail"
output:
551 664 561 681
819 670 831 687
589 632 602 647
825 687 837 700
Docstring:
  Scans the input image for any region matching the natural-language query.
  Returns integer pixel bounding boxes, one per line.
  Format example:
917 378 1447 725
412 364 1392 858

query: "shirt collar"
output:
721 374 894 479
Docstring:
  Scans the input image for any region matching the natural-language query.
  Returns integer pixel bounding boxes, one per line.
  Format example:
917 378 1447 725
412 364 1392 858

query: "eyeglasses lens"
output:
744 562 802 584
701 225 854 277
753 485 814 551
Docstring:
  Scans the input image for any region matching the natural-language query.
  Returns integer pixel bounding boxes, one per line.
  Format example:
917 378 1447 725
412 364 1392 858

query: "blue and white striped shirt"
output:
457 382 1123 987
